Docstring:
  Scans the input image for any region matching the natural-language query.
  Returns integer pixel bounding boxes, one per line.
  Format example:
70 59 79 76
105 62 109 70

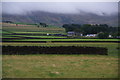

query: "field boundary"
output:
2 46 108 55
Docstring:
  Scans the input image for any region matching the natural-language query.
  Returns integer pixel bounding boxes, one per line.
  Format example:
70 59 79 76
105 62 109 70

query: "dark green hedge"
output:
2 46 108 55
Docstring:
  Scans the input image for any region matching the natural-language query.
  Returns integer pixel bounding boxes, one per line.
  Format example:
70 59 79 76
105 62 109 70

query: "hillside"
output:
2 22 65 34
2 11 118 27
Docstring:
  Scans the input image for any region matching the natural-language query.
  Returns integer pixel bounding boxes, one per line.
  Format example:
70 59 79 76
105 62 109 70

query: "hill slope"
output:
2 11 118 27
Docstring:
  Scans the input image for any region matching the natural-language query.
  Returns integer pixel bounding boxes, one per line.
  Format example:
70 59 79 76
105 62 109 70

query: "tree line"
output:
62 24 120 38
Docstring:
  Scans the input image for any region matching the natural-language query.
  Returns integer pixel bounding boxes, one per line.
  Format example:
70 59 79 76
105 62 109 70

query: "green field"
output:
3 35 67 38
2 22 66 39
11 31 66 34
2 42 119 78
2 23 120 42
2 55 118 78
2 23 119 78
2 23 68 41
8 38 119 42
2 23 65 34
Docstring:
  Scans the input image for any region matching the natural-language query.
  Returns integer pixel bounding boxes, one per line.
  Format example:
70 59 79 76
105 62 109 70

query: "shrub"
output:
97 32 109 39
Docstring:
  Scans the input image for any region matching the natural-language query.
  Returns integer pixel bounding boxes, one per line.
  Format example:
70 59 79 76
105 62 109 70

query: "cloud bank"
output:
2 2 118 15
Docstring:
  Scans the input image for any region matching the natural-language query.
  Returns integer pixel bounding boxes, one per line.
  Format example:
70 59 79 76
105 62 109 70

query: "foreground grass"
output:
2 42 119 78
2 55 118 78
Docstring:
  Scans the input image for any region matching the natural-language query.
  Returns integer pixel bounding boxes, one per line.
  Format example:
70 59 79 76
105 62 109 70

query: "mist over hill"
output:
2 11 118 27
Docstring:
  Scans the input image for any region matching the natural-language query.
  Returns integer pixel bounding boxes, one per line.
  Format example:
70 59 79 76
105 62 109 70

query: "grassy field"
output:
2 42 119 78
2 23 65 34
3 35 67 38
2 55 118 78
8 38 119 42
2 23 119 78
2 23 119 42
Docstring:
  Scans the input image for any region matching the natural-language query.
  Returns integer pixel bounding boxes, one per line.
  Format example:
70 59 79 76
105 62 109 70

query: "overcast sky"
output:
2 2 118 15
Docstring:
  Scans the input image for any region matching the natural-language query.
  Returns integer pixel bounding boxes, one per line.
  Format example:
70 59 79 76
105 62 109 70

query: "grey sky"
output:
2 2 118 15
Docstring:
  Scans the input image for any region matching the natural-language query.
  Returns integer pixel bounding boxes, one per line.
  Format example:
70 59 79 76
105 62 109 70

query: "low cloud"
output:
2 2 118 15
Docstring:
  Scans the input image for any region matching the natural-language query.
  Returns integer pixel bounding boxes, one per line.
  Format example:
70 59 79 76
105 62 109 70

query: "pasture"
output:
2 55 118 78
2 42 119 78
6 38 119 42
2 23 119 78
2 23 119 43
2 23 65 34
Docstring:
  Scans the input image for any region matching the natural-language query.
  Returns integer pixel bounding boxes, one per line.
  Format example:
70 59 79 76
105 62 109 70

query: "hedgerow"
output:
2 46 108 55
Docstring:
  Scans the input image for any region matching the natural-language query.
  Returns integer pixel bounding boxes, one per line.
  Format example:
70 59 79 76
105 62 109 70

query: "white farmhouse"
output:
85 34 97 37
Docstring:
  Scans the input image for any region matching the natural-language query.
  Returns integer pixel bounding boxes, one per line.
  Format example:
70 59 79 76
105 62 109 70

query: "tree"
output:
97 32 109 39
62 23 118 37
112 32 120 38
62 24 81 32
39 22 48 27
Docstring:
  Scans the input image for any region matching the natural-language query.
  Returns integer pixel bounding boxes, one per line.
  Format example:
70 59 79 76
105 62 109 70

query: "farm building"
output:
67 31 83 37
85 34 97 37
109 35 112 38
67 31 75 37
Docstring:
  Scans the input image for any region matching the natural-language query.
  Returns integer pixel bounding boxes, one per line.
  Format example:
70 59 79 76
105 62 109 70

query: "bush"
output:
97 32 109 39
112 32 120 38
